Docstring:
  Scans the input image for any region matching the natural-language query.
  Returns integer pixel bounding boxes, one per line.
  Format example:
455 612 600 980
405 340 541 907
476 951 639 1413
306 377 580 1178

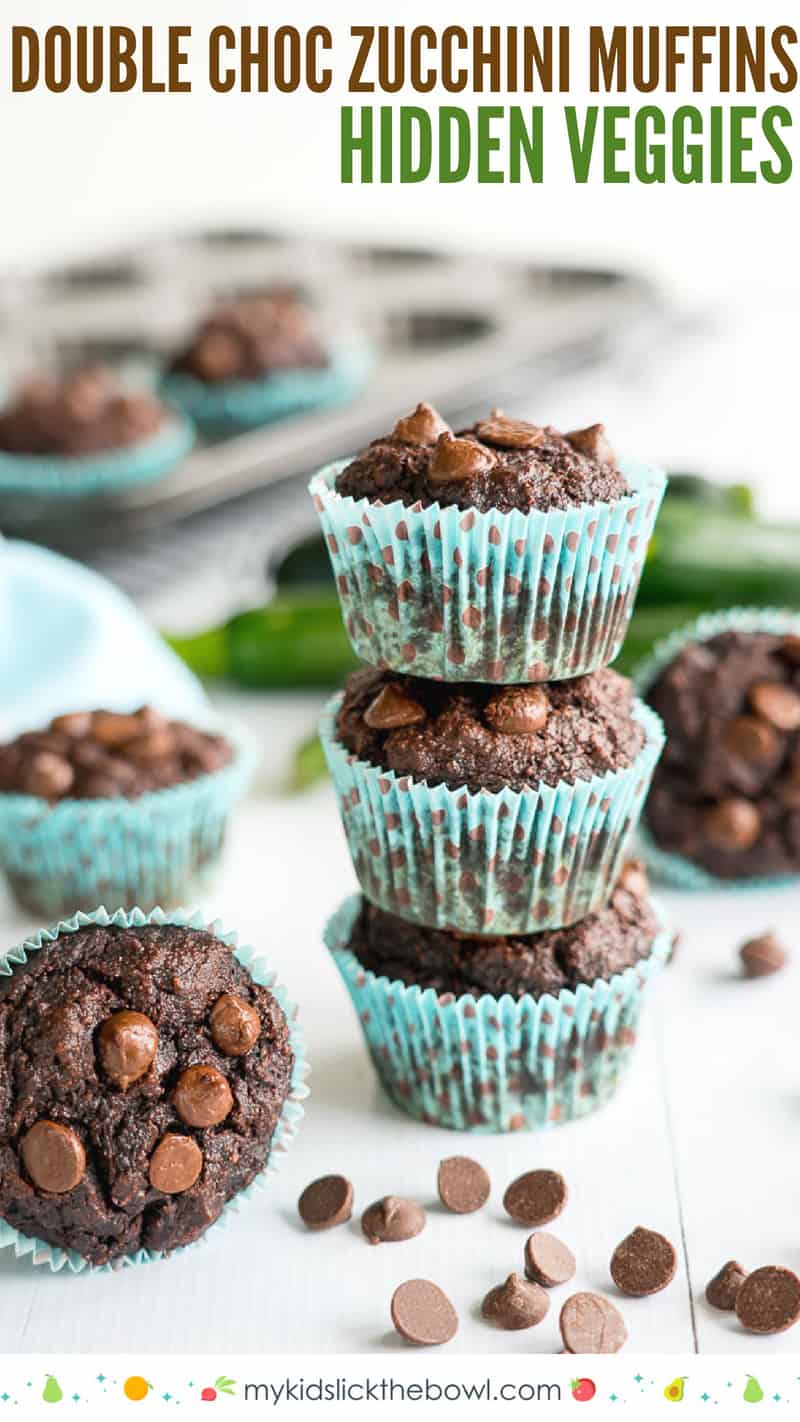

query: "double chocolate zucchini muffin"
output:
644 629 800 879
170 290 328 384
0 366 168 458
0 920 294 1265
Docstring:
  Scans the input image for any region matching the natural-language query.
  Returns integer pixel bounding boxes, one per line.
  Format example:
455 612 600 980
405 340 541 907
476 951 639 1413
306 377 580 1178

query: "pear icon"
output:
743 1375 764 1404
663 1377 686 1402
42 1375 63 1404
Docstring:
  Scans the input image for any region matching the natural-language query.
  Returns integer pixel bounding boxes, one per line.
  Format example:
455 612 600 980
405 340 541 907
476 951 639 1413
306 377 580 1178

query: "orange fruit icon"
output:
123 1377 152 1402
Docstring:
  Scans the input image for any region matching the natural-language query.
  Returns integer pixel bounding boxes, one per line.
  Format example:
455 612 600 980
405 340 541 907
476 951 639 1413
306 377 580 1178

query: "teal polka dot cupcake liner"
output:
0 904 309 1273
0 415 194 498
310 458 667 683
320 694 664 935
0 722 259 920
161 341 372 433
633 606 800 892
325 894 671 1134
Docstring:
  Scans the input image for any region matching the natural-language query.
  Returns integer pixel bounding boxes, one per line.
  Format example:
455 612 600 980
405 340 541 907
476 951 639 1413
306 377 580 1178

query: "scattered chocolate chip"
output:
749 681 800 732
525 1231 577 1288
706 1260 748 1311
610 1226 677 1297
475 412 546 450
173 1064 234 1128
503 1169 567 1227
391 1279 459 1346
364 684 427 731
298 1175 354 1231
485 686 550 736
724 715 780 764
481 1272 549 1329
781 634 800 665
209 993 261 1057
123 728 178 764
392 402 450 446
19 751 75 799
618 858 649 898
90 711 143 747
20 1120 86 1194
735 1265 800 1335
560 1292 628 1353
739 930 787 978
49 711 93 738
428 432 496 483
437 1156 490 1214
362 1196 426 1245
148 1134 203 1194
565 423 616 464
96 1010 159 1089
704 797 761 852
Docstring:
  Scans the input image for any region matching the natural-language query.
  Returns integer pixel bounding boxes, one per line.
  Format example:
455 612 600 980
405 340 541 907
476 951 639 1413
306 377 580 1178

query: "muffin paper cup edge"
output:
0 904 309 1275
0 415 195 498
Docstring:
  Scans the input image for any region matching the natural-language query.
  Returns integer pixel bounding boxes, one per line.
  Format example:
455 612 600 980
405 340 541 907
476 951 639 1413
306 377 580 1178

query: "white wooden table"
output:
0 692 797 1357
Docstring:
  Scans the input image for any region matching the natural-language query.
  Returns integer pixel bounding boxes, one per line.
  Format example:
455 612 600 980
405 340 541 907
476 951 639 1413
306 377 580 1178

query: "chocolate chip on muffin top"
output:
170 290 328 384
334 403 630 514
337 666 645 794
0 366 167 458
0 707 232 802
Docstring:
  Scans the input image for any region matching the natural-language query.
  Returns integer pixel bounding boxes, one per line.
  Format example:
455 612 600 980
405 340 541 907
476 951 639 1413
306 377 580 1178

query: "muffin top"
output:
337 665 645 794
346 865 658 998
334 403 630 515
0 366 166 458
0 707 232 803
170 290 328 384
0 921 293 1265
645 628 800 879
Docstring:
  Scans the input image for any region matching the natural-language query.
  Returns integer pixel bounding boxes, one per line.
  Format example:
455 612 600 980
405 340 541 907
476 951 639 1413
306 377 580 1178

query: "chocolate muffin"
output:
335 404 630 515
0 706 232 803
0 920 294 1266
644 629 800 879
345 866 658 999
337 665 645 795
0 367 166 457
170 291 328 384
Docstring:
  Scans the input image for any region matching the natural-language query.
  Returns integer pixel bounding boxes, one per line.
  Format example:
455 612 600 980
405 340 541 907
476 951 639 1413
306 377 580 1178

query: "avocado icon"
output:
664 1377 687 1401
744 1375 764 1404
42 1376 63 1404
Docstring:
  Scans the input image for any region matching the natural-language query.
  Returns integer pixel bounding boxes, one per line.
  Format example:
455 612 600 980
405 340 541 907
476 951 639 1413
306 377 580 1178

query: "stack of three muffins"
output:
312 402 671 1132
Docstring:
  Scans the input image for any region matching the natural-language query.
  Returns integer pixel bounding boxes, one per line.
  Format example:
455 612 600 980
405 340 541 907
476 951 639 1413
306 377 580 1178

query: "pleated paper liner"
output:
326 894 671 1134
320 695 664 935
0 414 194 498
0 905 309 1273
310 458 667 683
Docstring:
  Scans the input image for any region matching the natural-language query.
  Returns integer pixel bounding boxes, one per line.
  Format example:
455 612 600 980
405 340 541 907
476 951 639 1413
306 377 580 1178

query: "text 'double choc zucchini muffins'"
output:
325 865 670 1133
310 403 667 682
0 707 256 917
321 666 664 934
640 618 800 884
0 911 303 1269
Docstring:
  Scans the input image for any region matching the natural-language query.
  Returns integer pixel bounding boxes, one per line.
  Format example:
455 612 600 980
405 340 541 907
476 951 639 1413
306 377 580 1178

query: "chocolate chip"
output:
49 711 92 737
525 1231 577 1287
565 423 616 464
19 751 74 799
209 993 261 1057
706 1260 748 1311
704 797 761 852
428 432 496 483
781 634 800 665
617 858 650 898
20 1120 86 1194
749 681 800 732
437 1156 490 1214
481 1272 550 1329
364 684 426 731
91 711 144 747
780 767 800 809
173 1064 234 1128
559 1292 628 1353
391 1279 458 1346
123 728 178 763
149 1134 203 1194
392 402 450 446
610 1226 677 1297
97 1010 159 1089
735 1265 800 1334
739 930 787 978
192 328 242 381
724 714 780 764
298 1175 354 1231
503 1169 567 1227
475 412 545 450
362 1196 426 1245
485 686 550 735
